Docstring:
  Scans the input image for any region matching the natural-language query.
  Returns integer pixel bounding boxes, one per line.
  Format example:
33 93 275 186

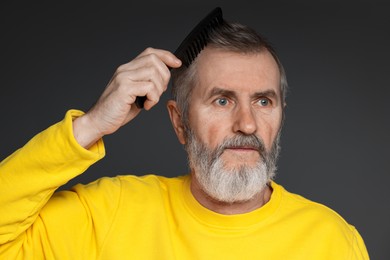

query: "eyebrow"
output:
207 87 237 100
252 90 278 100
207 87 279 102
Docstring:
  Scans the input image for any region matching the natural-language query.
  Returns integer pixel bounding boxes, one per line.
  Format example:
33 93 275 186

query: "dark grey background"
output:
1 1 389 258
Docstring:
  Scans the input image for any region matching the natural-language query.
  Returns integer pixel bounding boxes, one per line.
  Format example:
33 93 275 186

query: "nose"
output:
232 104 257 135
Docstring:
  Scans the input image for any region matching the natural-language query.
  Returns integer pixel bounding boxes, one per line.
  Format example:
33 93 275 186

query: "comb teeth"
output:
134 7 223 109
174 7 224 67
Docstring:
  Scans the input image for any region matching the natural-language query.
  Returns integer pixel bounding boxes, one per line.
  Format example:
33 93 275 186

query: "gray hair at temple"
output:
171 21 288 129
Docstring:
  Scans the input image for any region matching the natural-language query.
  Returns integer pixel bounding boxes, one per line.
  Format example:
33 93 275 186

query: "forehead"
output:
193 48 281 97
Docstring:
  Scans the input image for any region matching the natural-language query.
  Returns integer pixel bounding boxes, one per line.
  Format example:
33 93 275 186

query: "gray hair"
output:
171 21 288 129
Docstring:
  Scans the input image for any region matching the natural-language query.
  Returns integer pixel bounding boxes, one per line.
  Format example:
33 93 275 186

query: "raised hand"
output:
73 48 182 148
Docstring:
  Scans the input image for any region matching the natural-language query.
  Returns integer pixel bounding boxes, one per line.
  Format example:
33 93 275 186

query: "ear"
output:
167 100 186 145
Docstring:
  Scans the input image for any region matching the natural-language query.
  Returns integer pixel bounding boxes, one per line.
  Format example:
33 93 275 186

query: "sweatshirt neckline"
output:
181 175 282 229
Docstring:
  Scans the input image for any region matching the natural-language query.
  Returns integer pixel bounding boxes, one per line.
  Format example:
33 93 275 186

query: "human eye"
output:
258 97 271 107
215 97 229 106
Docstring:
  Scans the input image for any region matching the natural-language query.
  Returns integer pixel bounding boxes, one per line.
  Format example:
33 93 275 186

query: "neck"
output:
190 174 272 215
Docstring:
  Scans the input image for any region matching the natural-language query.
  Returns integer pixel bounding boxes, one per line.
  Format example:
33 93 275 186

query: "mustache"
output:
213 134 266 158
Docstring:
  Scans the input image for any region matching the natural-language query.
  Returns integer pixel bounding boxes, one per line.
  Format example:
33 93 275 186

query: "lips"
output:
225 146 259 152
213 134 266 158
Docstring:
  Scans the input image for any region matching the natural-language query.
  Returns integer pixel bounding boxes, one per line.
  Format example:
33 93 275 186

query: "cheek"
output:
191 112 228 148
256 111 283 148
206 124 225 147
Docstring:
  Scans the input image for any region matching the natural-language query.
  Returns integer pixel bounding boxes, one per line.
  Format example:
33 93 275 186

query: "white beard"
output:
185 131 280 203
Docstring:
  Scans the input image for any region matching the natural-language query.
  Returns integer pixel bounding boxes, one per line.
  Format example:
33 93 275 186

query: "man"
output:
0 21 368 259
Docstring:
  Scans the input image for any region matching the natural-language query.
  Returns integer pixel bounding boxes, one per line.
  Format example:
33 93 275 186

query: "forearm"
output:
0 110 105 245
0 47 179 257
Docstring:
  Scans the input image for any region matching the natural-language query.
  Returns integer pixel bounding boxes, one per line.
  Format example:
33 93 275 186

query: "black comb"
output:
135 7 224 109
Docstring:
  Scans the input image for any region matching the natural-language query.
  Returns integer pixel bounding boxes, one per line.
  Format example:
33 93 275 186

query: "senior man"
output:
0 21 369 259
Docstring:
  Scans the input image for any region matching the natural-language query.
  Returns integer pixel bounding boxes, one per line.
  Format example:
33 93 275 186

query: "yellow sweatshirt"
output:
0 110 369 259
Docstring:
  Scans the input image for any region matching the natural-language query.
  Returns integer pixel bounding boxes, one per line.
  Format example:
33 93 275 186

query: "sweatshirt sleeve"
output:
0 110 105 252
350 226 370 260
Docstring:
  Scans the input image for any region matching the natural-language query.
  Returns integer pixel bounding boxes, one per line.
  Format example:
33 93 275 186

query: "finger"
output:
119 80 161 111
112 77 161 110
114 67 166 104
118 53 172 84
136 47 182 69
116 58 173 102
127 65 167 94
